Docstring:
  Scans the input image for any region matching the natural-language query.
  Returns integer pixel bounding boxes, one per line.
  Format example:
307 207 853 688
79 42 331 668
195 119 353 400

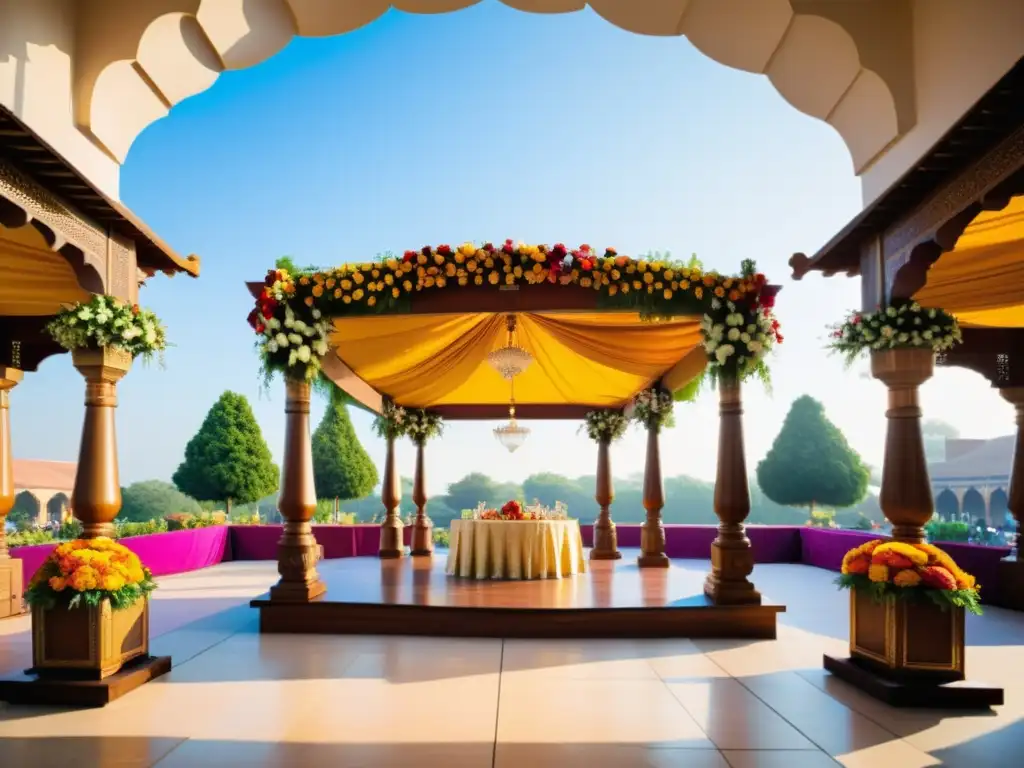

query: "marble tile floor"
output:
0 558 1021 768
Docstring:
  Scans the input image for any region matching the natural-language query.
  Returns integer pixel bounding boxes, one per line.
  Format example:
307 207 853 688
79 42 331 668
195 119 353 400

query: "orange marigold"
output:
871 551 915 569
920 565 958 591
873 542 929 566
892 569 922 588
868 564 890 583
844 556 870 576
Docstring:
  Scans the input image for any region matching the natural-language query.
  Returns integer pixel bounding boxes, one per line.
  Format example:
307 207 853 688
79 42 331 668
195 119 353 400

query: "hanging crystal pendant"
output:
487 314 532 380
493 405 530 453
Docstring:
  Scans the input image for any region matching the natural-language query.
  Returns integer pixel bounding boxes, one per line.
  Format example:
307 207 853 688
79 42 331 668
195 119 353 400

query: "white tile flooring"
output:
0 559 1021 767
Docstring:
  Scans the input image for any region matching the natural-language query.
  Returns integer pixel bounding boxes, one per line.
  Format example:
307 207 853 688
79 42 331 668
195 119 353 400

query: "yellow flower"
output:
352 272 364 285
488 271 500 285
607 284 618 296
713 286 725 298
474 275 484 285
352 288 364 301
435 277 447 288
867 564 889 583
402 280 413 292
48 576 67 592
580 277 592 288
663 289 673 300
632 280 642 290
620 283 630 294
466 259 477 272
367 296 377 307
513 266 523 278
893 569 922 588
643 272 654 285
504 272 515 285
679 280 690 290
611 269 620 280
663 269 674 281
342 295 352 304
392 287 400 299
694 286 703 299
384 273 394 285
873 542 929 567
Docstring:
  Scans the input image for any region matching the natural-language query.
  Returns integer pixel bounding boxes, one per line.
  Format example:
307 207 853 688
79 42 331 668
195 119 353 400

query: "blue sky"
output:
10 3 1016 494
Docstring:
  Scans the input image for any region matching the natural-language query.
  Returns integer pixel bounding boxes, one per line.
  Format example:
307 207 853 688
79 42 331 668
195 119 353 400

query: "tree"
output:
311 386 378 518
120 480 201 522
756 395 869 514
172 391 279 515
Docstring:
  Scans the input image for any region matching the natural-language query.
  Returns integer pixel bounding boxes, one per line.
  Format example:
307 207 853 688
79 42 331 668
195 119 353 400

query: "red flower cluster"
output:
500 500 523 520
247 269 282 334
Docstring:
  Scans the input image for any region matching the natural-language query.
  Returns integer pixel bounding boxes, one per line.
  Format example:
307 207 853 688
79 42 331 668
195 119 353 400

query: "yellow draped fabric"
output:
913 196 1024 327
330 311 703 407
445 519 587 580
0 228 90 316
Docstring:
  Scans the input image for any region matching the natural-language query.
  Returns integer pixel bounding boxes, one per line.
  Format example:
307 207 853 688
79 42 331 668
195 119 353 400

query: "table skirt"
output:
445 519 587 580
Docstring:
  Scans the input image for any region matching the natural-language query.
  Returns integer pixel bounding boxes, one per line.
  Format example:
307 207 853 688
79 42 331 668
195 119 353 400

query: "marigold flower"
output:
871 551 915 569
892 569 922 588
867 564 890 583
873 542 929 566
844 556 870 575
920 566 958 591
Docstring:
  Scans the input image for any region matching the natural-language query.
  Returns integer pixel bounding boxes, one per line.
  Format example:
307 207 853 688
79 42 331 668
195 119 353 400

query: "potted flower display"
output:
47 293 168 372
25 538 157 679
836 539 980 680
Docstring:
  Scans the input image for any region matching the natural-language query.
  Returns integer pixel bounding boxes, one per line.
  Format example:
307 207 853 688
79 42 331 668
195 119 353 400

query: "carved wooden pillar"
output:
0 367 24 619
270 378 325 602
997 387 1024 610
591 438 621 560
379 433 404 558
873 348 934 543
71 349 131 539
410 440 433 556
638 423 668 568
704 377 761 605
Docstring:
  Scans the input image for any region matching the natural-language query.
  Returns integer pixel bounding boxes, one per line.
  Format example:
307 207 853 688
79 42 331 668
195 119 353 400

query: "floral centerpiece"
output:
827 302 962 365
47 294 168 364
581 409 629 443
836 539 982 615
249 244 781 385
404 408 444 446
25 538 157 611
631 387 675 432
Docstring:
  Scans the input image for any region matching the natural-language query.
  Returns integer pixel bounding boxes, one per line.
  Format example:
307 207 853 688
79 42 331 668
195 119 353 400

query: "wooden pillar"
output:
269 378 325 602
638 423 669 568
0 367 24 619
410 440 433 556
997 387 1024 609
591 438 621 560
71 348 131 539
704 377 761 605
872 348 934 542
379 433 404 558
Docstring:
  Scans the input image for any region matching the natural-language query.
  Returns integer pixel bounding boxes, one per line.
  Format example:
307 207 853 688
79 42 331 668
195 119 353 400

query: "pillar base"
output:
704 538 761 605
703 572 762 605
591 547 622 561
379 519 405 559
268 579 327 604
0 558 24 620
591 521 621 560
410 520 433 557
996 557 1024 611
637 552 670 568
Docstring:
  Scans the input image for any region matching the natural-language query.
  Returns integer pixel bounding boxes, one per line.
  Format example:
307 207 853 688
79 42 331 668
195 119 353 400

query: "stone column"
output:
704 377 761 605
997 387 1024 609
71 348 131 539
410 439 433 556
872 348 934 543
638 423 668 568
269 378 325 602
0 367 24 619
591 438 621 560
379 433 404 558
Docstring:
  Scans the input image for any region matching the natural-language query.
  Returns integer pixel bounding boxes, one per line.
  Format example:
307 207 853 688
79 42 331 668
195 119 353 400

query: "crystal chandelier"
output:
487 314 532 380
493 378 530 452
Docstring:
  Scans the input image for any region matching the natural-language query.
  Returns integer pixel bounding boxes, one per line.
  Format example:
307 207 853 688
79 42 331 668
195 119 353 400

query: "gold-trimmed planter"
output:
849 590 964 683
31 597 149 680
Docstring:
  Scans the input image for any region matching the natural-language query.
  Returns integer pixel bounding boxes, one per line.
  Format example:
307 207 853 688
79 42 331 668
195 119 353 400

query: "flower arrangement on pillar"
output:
404 409 444 556
581 409 629 561
374 401 409 558
631 389 673 567
24 538 158 679
251 268 331 385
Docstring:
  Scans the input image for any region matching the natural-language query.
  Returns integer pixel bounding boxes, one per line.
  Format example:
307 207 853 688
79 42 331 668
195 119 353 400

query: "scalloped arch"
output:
80 0 911 172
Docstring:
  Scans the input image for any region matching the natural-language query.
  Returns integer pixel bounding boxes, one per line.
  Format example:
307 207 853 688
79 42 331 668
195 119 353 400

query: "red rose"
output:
264 270 277 287
483 242 494 252
247 308 259 328
437 244 452 256
853 315 861 324
403 250 416 263
579 244 591 253
501 500 521 517
421 246 432 256
776 334 784 344
502 239 515 255
255 323 265 334
581 259 593 272
552 243 567 256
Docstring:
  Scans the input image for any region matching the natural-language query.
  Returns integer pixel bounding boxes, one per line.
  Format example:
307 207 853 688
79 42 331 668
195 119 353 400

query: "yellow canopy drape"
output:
330 312 703 408
0 227 91 316
913 195 1024 327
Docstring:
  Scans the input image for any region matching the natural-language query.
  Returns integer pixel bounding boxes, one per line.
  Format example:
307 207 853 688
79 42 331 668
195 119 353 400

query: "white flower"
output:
922 330 933 340
275 333 289 347
715 344 735 365
268 318 281 330
705 339 719 352
78 307 93 321
710 298 721 310
881 326 895 338
288 350 298 366
928 309 937 319
740 332 750 344
747 340 763 355
144 331 156 345
886 307 897 317
287 333 302 345
313 339 328 356
311 308 322 320
897 333 909 343
726 313 744 327
296 345 312 363
267 340 279 353
727 327 741 342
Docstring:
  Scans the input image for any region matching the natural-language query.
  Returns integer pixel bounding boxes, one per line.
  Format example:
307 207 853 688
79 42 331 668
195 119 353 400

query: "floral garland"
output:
372 400 407 440
404 408 444 446
581 409 629 443
836 539 981 615
249 245 781 385
25 538 157 611
47 295 167 364
827 302 961 367
632 387 675 432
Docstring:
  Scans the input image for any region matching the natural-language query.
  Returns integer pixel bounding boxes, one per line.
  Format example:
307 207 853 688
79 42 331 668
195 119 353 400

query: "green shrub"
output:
59 519 82 540
7 529 56 548
164 513 194 531
432 528 450 548
115 519 168 538
926 519 970 543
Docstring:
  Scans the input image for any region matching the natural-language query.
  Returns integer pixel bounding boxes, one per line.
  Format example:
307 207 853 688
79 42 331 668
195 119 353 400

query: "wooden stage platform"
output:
251 549 785 639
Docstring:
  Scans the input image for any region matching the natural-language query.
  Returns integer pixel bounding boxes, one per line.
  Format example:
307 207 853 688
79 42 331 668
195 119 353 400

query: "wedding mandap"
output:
245 241 786 639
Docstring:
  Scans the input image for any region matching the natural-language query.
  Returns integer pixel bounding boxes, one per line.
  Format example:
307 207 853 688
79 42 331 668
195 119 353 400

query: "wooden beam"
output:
320 353 384 414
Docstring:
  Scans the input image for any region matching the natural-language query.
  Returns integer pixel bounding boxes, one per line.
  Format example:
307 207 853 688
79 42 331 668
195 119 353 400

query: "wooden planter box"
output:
849 590 964 683
31 597 149 680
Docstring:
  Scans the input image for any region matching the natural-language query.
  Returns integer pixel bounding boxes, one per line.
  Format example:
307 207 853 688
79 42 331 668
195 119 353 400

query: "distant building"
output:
930 437 1012 526
12 459 76 526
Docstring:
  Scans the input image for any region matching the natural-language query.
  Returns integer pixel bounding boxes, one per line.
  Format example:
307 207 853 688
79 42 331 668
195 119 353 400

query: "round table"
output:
445 519 587 580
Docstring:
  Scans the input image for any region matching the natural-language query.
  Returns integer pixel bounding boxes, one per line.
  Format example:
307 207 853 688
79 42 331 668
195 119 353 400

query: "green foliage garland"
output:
372 400 408 440
835 573 982 616
631 388 675 432
827 301 962 367
404 408 444 446
580 409 629 443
